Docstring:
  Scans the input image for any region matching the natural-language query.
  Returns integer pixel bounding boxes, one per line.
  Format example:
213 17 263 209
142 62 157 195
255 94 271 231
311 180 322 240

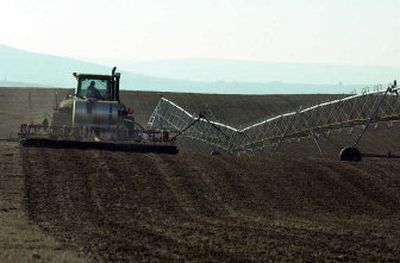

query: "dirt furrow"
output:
19 147 400 261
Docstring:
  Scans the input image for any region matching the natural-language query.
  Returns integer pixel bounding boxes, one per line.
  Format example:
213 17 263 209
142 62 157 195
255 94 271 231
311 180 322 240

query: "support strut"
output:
340 80 398 161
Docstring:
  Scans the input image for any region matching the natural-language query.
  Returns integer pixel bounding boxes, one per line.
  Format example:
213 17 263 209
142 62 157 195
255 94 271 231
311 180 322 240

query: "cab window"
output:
78 78 112 99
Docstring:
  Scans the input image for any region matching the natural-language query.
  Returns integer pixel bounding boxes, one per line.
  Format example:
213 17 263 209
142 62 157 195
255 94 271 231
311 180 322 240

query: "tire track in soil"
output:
25 149 185 262
23 148 103 261
22 148 400 261
146 154 252 262
85 151 193 262
98 152 245 262
0 143 84 261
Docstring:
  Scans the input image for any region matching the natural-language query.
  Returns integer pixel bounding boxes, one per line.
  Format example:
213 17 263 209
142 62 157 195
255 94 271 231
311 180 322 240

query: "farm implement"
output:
18 67 178 154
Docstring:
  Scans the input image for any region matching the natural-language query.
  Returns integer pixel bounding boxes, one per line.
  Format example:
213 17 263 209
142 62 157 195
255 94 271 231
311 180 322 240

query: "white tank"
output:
72 100 120 128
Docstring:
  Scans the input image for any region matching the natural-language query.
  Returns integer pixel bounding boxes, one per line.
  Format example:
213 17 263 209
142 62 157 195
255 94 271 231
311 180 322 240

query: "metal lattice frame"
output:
148 98 238 152
147 84 400 155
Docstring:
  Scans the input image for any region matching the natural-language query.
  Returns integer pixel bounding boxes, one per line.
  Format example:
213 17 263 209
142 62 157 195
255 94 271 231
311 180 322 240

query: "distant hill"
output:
0 44 364 94
0 80 44 88
114 58 400 86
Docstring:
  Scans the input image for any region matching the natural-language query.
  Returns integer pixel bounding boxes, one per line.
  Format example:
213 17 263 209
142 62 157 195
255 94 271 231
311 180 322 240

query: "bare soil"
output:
2 87 400 261
0 142 83 262
21 147 400 261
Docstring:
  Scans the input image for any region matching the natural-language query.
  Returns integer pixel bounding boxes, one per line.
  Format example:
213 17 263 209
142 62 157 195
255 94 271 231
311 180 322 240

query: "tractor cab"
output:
73 67 120 102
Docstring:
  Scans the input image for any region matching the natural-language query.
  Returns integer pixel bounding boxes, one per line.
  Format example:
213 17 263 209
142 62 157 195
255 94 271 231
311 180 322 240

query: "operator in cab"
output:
86 81 102 99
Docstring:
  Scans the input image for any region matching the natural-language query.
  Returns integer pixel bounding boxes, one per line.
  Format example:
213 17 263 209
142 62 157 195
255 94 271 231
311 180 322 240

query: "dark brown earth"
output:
0 142 83 262
21 147 400 261
2 87 400 261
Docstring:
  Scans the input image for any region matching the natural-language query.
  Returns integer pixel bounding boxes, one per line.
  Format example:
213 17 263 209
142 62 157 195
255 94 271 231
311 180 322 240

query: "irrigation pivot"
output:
148 81 400 160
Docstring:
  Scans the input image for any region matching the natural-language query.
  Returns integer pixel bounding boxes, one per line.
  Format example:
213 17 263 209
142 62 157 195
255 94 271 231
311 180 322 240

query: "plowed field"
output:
2 87 400 261
22 147 400 261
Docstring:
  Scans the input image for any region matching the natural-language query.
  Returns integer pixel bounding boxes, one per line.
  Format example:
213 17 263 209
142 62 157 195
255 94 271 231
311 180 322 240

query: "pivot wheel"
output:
340 146 362 161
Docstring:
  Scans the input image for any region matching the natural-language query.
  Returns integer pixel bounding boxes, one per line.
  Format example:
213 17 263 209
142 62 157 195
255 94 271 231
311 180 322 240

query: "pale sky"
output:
1 0 400 66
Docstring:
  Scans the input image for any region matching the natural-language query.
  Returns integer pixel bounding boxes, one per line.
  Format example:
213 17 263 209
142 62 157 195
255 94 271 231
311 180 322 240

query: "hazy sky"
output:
1 0 399 66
